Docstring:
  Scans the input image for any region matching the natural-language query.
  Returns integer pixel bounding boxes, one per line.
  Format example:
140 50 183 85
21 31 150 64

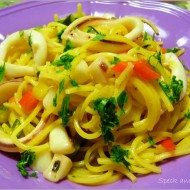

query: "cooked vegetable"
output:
110 145 130 170
158 137 176 151
17 150 36 177
133 59 160 80
112 60 160 80
117 90 128 114
184 109 190 119
19 90 39 112
148 135 156 146
64 39 75 52
58 95 74 126
52 53 75 69
56 28 66 43
92 33 106 41
0 61 5 81
59 80 65 94
159 76 183 103
110 56 120 65
93 97 119 144
112 61 129 73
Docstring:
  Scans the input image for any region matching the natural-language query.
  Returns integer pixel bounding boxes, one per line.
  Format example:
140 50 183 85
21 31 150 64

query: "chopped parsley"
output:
17 150 37 178
58 14 75 26
64 39 75 52
166 47 180 53
59 80 65 94
92 33 106 41
0 61 5 81
53 93 57 107
143 32 149 41
28 33 32 47
159 76 183 103
148 135 156 146
70 79 79 87
153 50 162 64
93 97 119 144
56 28 66 43
110 56 120 65
184 109 190 119
117 90 128 114
58 95 74 126
19 30 24 38
110 145 130 170
52 53 75 70
143 32 156 41
34 26 42 31
25 49 32 54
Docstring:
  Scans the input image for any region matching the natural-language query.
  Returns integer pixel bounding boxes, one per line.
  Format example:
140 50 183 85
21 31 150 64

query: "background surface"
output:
0 0 190 10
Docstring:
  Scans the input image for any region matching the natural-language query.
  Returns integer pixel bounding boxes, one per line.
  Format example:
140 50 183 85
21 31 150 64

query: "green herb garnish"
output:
117 90 128 114
58 14 75 26
58 95 74 126
19 30 24 38
56 28 66 43
148 135 156 146
59 80 65 94
34 26 42 31
53 93 57 107
159 76 183 103
70 79 79 87
110 145 130 170
143 32 149 41
93 97 119 144
28 33 32 47
166 47 180 53
17 150 36 178
92 33 106 41
184 109 190 119
110 56 120 65
52 53 75 70
64 39 75 52
0 61 5 81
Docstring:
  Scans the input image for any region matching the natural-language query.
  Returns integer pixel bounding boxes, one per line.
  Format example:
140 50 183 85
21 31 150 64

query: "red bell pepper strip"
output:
161 47 167 54
159 137 176 151
112 59 160 80
133 59 160 80
19 89 39 112
112 61 129 73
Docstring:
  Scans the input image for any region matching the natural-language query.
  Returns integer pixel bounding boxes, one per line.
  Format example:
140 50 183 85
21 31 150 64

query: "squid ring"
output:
0 29 47 78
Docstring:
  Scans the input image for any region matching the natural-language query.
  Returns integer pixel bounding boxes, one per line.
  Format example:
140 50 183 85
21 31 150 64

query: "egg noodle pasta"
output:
0 3 190 185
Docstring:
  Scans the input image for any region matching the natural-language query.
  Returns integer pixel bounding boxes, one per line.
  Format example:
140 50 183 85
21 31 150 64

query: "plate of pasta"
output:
1 0 190 189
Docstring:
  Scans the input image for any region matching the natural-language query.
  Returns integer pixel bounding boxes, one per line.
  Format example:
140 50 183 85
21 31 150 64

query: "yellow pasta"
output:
0 3 190 185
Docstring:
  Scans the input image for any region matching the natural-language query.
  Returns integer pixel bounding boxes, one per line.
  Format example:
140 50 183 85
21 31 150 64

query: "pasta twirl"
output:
0 3 190 185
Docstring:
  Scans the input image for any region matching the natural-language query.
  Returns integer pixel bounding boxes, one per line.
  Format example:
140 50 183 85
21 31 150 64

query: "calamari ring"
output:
61 15 144 46
0 29 47 78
